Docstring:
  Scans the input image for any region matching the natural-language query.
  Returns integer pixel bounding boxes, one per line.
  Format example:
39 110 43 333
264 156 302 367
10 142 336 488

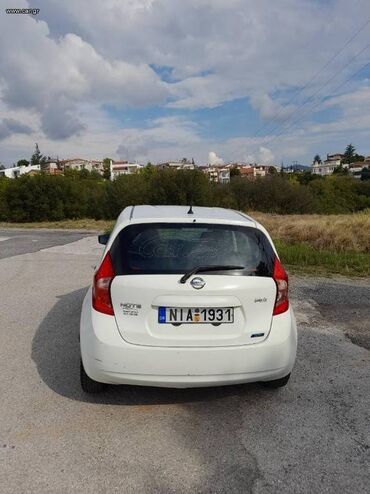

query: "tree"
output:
102 158 112 180
333 164 349 175
361 167 370 181
90 169 103 180
343 144 356 164
353 154 365 162
17 159 29 167
268 166 278 175
314 154 321 164
141 162 155 178
0 164 5 170
295 170 318 185
230 166 241 178
30 143 46 168
79 168 91 179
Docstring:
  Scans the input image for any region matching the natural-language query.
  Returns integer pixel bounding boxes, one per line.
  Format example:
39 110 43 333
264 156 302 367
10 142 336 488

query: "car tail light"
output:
92 252 115 315
273 256 289 315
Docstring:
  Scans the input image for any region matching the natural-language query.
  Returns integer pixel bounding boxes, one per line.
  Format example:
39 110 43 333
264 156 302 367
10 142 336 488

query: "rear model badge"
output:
120 302 142 316
254 297 267 303
190 277 206 290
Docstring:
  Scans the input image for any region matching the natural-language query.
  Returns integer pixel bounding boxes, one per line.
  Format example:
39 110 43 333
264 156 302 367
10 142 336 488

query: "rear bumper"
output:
80 289 297 388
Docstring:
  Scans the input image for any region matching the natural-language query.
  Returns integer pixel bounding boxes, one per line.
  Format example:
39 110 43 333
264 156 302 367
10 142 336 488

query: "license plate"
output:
158 307 234 324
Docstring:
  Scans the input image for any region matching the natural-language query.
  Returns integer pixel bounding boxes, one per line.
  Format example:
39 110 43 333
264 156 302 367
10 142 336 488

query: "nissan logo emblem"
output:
190 277 206 289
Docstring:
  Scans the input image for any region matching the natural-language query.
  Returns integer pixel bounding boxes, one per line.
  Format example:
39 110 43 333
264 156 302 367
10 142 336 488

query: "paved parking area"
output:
0 230 369 493
0 228 93 260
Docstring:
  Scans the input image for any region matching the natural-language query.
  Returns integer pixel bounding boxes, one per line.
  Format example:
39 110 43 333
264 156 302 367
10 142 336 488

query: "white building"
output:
228 163 279 179
0 164 41 178
62 158 104 174
348 158 369 178
158 159 195 170
202 166 230 183
254 165 278 177
110 161 143 179
312 153 345 176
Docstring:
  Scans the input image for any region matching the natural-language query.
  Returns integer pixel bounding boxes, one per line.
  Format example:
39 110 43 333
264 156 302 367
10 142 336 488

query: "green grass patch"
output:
275 240 370 277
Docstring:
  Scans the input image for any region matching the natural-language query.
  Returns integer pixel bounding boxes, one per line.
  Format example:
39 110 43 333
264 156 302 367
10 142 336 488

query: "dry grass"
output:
1 212 369 252
0 218 114 231
249 210 370 253
1 212 369 277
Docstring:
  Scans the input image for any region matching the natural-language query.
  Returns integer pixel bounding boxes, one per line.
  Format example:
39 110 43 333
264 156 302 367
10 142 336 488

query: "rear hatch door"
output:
109 221 276 347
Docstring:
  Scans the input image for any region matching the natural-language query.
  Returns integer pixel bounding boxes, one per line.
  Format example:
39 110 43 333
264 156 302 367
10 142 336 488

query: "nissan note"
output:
80 205 297 392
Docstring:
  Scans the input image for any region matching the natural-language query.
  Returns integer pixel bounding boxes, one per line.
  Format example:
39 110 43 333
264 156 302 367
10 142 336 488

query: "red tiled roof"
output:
239 167 254 175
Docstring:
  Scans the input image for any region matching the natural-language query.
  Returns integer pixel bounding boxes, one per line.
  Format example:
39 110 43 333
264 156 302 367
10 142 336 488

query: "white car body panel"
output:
111 275 276 347
80 205 297 388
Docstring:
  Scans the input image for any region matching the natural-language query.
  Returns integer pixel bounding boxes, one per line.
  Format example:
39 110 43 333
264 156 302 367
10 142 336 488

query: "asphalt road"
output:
0 229 92 260
0 229 369 493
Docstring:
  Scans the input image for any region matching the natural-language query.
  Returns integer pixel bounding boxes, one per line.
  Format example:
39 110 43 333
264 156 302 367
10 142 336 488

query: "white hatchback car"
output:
80 205 297 393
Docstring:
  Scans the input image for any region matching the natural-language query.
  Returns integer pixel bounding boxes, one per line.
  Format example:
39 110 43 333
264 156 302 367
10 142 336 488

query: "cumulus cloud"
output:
1 0 370 165
208 151 224 165
41 97 85 140
250 93 295 122
15 0 370 113
244 146 274 164
0 9 168 143
0 118 33 141
117 117 201 161
258 146 274 163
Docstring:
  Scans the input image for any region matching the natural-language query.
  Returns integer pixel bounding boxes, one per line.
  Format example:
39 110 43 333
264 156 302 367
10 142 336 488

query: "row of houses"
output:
0 159 143 180
0 157 280 183
157 160 280 183
157 160 231 182
311 153 369 176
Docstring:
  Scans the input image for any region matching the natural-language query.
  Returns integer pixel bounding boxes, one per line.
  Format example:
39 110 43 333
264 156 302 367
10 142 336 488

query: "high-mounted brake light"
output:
272 257 289 315
92 252 115 315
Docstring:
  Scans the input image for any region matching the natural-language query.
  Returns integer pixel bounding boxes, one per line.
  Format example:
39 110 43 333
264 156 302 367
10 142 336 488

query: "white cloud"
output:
249 93 295 122
1 0 370 165
0 7 168 141
208 151 224 165
117 116 202 162
244 146 274 164
258 146 274 163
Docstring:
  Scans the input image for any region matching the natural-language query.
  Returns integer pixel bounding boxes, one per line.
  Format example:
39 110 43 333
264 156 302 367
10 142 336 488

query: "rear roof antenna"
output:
187 204 194 215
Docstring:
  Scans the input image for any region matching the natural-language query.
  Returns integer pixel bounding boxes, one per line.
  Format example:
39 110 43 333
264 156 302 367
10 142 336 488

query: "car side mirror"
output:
98 233 110 245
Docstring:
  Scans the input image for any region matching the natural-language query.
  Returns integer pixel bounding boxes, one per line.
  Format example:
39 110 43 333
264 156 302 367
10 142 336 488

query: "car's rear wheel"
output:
80 360 106 393
260 373 290 389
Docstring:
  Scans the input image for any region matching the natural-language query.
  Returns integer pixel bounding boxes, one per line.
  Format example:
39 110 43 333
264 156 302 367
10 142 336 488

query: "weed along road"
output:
0 228 369 493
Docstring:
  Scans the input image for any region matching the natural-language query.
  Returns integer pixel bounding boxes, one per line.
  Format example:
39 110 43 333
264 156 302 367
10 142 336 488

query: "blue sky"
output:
104 97 257 140
1 0 370 166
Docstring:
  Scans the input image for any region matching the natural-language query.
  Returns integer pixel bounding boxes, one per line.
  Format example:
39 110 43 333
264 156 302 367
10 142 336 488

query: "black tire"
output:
261 373 290 389
80 360 106 393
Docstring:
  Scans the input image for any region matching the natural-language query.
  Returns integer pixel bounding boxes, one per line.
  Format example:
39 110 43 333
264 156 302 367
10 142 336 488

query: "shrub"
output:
0 177 9 221
228 176 315 213
0 170 369 222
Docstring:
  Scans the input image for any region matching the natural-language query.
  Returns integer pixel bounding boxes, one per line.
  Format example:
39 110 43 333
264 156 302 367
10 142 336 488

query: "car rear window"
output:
110 222 275 277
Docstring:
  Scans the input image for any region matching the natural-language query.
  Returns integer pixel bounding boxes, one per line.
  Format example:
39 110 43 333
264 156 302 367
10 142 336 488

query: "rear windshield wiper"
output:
179 265 245 284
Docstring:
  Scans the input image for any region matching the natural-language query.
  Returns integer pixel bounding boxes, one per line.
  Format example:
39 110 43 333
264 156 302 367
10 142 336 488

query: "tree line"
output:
0 167 369 222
